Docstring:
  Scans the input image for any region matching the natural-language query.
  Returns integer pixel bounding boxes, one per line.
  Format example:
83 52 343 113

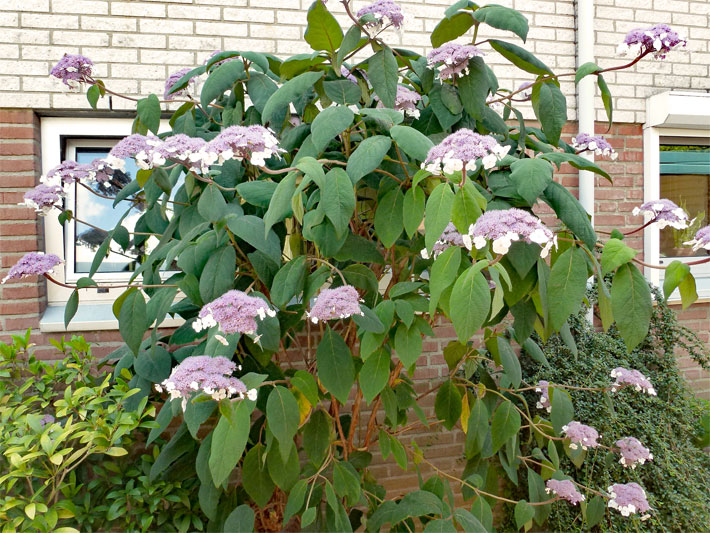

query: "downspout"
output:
577 0 595 224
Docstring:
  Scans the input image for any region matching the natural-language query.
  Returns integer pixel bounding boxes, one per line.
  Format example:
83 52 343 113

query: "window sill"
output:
39 303 185 333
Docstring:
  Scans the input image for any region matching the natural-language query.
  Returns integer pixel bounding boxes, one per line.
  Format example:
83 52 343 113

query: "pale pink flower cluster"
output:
466 208 556 258
377 85 421 118
50 54 93 89
42 159 114 189
617 24 686 60
20 184 66 216
356 0 405 31
610 367 657 396
607 482 652 518
632 199 690 230
545 479 585 505
193 290 276 335
562 421 601 450
535 380 552 412
154 355 255 410
423 129 510 175
164 67 197 100
616 437 653 469
572 133 618 160
2 252 62 284
420 223 465 260
426 43 485 80
202 125 283 168
684 225 710 252
307 285 364 324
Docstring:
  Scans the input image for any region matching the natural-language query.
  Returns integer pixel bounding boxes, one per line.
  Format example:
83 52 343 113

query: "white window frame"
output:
40 116 183 332
643 91 710 301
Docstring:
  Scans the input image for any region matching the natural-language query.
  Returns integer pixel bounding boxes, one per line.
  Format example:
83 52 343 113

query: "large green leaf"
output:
333 461 361 506
227 215 281 264
223 505 255 533
311 106 355 152
262 71 323 125
425 182 454 253
134 346 171 383
547 247 588 331
542 181 596 249
64 290 78 329
431 12 475 48
209 400 251 486
465 397 489 459
474 5 528 41
457 57 489 120
497 336 521 388
489 40 552 76
611 263 652 351
346 135 392 184
118 289 148 355
304 0 343 53
199 245 236 303
531 81 567 146
242 444 275 508
374 187 404 248
368 48 398 108
247 72 279 114
575 61 602 84
549 387 574 435
266 386 300 460
200 60 246 111
601 238 637 275
429 83 462 130
490 400 521 454
435 380 462 430
197 184 227 223
429 246 462 315
394 323 423 367
136 94 160 134
263 171 298 235
316 327 356 403
540 152 611 182
390 125 433 162
450 266 491 343
597 74 613 128
335 25 362 70
359 348 391 403
663 260 691 303
270 256 307 308
321 168 356 238
323 79 362 105
509 158 553 205
403 186 426 238
303 409 332 465
451 182 483 234
514 501 535 530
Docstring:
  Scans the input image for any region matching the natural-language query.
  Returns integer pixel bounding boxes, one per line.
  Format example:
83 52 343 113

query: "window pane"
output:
659 146 710 258
74 148 143 273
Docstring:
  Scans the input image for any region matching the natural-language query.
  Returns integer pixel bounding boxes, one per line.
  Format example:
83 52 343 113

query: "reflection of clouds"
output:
83 201 107 219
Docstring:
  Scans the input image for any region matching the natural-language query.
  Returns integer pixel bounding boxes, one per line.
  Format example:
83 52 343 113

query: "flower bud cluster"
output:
423 129 510 175
545 479 585 505
632 199 690 230
2 252 62 284
465 208 556 258
193 290 276 335
572 133 618 160
617 24 686 60
19 184 66 216
610 367 657 395
307 285 364 324
154 355 255 411
427 43 484 80
50 53 93 89
356 0 405 31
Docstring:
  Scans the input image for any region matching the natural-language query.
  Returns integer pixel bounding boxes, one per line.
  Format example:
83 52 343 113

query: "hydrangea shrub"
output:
13 1 703 530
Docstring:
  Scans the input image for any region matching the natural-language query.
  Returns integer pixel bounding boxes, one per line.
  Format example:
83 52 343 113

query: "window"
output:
39 117 183 332
643 92 710 300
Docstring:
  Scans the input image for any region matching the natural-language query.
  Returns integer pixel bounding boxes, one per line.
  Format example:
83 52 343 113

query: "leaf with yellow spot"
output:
295 390 312 425
460 392 471 435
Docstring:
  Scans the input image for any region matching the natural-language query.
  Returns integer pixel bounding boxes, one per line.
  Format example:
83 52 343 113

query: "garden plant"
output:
4 0 709 530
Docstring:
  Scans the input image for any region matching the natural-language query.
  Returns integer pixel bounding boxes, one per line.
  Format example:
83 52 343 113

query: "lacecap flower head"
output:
154 355 255 410
562 421 601 450
427 43 484 80
164 67 197 100
356 0 405 31
307 285 364 324
423 129 510 175
465 208 557 258
377 85 421 118
420 223 465 260
50 54 93 89
684 225 710 252
105 134 156 171
632 199 690 230
607 482 651 518
193 290 276 335
610 367 656 395
202 125 283 168
535 380 552 412
572 133 618 160
617 24 686 60
149 134 208 173
20 184 65 216
2 252 62 284
616 437 653 469
546 479 585 505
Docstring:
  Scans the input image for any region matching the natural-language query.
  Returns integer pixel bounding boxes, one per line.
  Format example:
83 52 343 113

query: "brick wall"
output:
1 0 707 121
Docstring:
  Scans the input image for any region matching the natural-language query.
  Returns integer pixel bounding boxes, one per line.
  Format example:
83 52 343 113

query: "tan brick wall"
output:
0 0 706 120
